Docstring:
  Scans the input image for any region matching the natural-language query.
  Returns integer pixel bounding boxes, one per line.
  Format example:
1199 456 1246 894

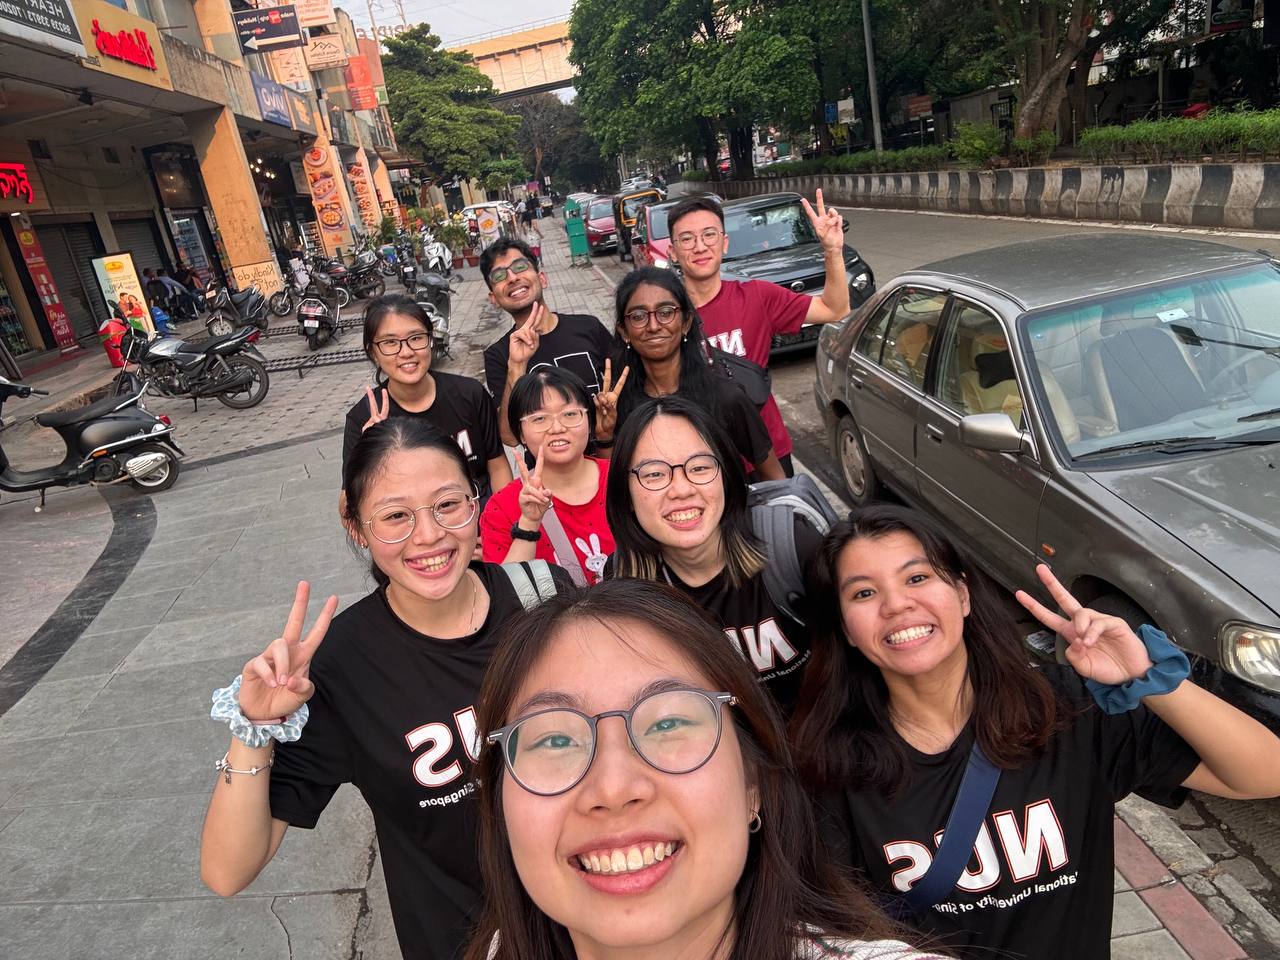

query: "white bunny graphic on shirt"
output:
575 533 610 578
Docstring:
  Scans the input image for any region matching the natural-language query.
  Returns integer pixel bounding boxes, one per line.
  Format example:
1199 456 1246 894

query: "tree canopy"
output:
504 94 613 192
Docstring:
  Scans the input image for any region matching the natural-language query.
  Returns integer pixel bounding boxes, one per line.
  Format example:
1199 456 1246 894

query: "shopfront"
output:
147 147 226 287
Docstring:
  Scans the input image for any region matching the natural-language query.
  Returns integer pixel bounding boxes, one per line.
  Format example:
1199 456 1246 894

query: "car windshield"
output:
723 202 818 259
1022 263 1280 460
588 201 612 220
622 194 657 219
647 207 671 239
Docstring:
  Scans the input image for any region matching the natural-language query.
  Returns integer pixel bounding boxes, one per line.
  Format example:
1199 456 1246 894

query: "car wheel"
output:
1047 592 1153 664
834 413 879 507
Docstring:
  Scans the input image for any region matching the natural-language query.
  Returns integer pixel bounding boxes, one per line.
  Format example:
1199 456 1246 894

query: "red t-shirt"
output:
696 279 810 458
480 457 614 585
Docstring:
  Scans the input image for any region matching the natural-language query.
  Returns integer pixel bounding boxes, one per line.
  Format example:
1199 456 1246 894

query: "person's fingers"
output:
532 443 544 483
601 357 612 394
301 595 340 659
284 674 315 700
801 197 816 222
1034 563 1083 616
364 385 377 414
282 581 310 644
1071 607 1097 645
815 188 826 218
515 451 531 485
267 636 291 687
246 654 277 690
612 365 630 397
1013 589 1071 635
379 388 390 419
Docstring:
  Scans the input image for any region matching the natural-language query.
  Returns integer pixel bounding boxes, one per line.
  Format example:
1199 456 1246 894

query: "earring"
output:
682 333 687 343
748 811 762 834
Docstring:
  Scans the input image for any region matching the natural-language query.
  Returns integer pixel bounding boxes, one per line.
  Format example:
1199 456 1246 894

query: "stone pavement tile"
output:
1116 869 1132 892
149 504 266 545
0 807 18 835
0 737 57 809
272 892 376 959
1118 795 1214 877
40 626 150 683
81 587 182 637
1111 930 1194 960
164 567 358 623
66 654 248 734
1116 815 1177 889
151 481 287 524
128 527 243 567
0 674 112 742
1112 890 1164 936
1141 881 1247 960
233 511 348 552
174 460 309 492
112 553 220 599
277 474 346 504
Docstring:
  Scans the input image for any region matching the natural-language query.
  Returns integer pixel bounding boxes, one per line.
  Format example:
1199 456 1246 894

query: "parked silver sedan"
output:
814 233 1280 724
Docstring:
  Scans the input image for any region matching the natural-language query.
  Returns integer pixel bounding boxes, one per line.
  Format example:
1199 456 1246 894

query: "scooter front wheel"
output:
206 312 235 337
268 291 293 317
126 443 181 493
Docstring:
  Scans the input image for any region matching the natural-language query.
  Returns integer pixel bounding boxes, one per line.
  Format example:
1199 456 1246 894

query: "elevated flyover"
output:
449 19 575 100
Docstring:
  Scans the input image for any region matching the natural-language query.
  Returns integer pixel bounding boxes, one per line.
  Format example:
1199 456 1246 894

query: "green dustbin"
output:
564 208 590 264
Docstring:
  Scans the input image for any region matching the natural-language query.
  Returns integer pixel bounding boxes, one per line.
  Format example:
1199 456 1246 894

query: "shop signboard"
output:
906 95 933 119
75 0 172 91
302 145 350 253
232 4 304 54
252 73 293 128
289 161 310 196
346 156 378 229
0 0 85 58
305 34 347 69
345 56 377 111
0 142 50 214
1207 0 1255 33
285 88 319 136
270 47 311 90
294 0 337 27
13 216 78 350
91 251 153 334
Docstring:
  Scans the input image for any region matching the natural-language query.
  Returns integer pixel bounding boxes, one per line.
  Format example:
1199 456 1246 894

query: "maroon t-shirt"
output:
696 279 810 458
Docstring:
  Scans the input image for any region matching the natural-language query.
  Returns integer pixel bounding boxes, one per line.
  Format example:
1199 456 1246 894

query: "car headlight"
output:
1220 622 1280 693
851 271 871 292
653 257 669 269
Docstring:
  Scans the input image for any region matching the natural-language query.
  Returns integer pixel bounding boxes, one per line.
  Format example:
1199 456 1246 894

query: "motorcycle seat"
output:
420 272 449 287
202 330 250 354
37 392 134 429
230 288 256 307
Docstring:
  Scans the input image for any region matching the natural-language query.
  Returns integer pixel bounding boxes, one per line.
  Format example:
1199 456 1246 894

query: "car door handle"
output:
925 423 944 444
850 373 864 390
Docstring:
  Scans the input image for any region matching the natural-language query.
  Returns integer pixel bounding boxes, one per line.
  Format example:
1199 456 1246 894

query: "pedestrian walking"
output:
791 504 1280 960
463 578 945 960
200 419 570 960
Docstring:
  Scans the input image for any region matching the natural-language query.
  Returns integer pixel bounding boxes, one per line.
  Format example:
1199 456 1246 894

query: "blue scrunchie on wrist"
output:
1085 624 1191 714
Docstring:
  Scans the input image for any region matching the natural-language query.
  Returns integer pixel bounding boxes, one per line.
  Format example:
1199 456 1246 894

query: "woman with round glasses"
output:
463 578 942 960
201 418 570 960
481 367 616 585
605 267 784 481
342 294 511 499
604 396 822 713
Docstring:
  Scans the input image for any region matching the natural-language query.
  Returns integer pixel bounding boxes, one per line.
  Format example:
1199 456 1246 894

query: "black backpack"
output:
747 474 840 624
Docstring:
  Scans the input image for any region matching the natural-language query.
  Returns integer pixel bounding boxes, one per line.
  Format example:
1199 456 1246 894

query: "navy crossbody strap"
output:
897 742 1001 916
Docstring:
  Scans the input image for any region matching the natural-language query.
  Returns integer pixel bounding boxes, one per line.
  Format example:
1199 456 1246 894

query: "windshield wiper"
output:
1238 406 1280 423
1076 435 1223 459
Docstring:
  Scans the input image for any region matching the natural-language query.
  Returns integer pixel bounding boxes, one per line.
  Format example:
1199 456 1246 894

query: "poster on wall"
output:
345 56 378 111
293 0 337 27
270 47 311 90
303 145 349 254
13 217 78 350
346 159 378 229
91 251 155 334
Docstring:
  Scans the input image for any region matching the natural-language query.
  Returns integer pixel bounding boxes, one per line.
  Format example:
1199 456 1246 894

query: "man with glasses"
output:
481 238 614 446
666 193 850 475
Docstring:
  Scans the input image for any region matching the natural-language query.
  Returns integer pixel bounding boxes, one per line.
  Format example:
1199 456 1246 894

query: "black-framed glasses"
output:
488 688 736 797
673 227 724 250
622 304 682 328
361 489 480 543
629 454 721 491
490 258 534 284
373 331 431 356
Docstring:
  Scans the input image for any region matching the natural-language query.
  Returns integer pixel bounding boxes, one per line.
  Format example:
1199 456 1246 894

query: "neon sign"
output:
91 18 157 71
0 163 35 204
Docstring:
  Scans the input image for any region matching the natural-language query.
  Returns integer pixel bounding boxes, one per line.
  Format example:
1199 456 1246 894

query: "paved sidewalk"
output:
0 217 1272 959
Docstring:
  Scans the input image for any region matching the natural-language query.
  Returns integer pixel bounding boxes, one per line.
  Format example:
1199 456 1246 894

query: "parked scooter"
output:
297 296 342 351
114 327 270 410
269 258 351 316
346 250 387 300
0 375 183 510
204 283 269 337
421 229 453 277
397 248 418 295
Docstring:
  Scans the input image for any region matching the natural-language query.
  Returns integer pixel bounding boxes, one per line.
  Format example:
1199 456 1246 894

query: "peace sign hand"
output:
516 444 553 526
362 386 390 432
509 302 543 370
593 358 629 439
801 188 845 253
1015 565 1155 686
239 582 339 722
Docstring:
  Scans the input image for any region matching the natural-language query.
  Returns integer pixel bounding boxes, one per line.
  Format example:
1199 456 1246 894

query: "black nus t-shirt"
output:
483 312 614 399
819 667 1201 960
342 372 503 496
269 563 566 960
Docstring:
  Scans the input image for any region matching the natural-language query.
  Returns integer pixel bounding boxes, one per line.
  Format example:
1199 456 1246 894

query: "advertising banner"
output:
305 34 348 69
293 0 337 28
285 88 319 136
270 47 311 90
346 155 378 229
0 0 84 57
1206 0 1255 33
252 72 293 128
13 215 77 350
233 4 304 54
75 0 172 91
91 251 154 335
345 56 378 111
358 38 385 87
302 145 350 254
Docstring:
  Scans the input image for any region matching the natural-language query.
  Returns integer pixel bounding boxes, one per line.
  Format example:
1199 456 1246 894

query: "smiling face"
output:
618 282 692 365
368 311 431 387
501 618 756 957
628 414 724 557
487 248 546 315
355 446 477 606
667 209 728 283
836 531 971 681
518 386 590 467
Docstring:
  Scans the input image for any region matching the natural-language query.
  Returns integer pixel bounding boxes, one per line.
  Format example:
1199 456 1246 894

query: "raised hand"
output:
362 386 390 432
239 582 339 722
509 302 543 370
516 443 553 527
1015 565 1155 686
593 358 629 439
801 188 845 253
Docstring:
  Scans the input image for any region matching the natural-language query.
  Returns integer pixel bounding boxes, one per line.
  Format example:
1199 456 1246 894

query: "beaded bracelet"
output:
210 674 309 748
214 751 274 785
1085 624 1191 715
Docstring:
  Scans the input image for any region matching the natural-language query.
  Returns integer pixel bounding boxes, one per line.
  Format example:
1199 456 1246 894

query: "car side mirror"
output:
960 413 1025 453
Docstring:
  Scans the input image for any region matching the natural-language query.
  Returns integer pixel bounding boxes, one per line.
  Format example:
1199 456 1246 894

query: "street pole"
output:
861 0 884 153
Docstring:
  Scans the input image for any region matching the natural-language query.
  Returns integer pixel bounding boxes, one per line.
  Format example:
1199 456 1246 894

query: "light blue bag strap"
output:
500 559 558 610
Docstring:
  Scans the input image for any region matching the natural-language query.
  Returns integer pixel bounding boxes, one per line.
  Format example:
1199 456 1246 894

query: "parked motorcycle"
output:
346 250 387 300
297 296 342 351
0 375 183 510
204 283 269 337
114 327 270 410
269 259 351 316
398 251 418 295
421 230 453 277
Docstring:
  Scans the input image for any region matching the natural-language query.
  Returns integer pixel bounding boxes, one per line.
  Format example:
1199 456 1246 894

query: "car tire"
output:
834 413 879 507
1050 592 1154 664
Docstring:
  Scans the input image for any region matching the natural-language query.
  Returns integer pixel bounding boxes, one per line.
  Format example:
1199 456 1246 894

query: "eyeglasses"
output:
362 490 480 543
622 304 681 328
488 688 736 796
629 454 721 491
489 258 535 284
673 228 724 250
520 407 588 432
372 331 431 356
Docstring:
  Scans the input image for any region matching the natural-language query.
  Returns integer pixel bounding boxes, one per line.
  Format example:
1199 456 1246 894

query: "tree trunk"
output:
696 116 720 180
729 124 754 179
1014 6 1090 137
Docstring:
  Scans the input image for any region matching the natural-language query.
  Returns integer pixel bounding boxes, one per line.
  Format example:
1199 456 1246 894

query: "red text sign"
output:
0 163 34 204
91 18 157 71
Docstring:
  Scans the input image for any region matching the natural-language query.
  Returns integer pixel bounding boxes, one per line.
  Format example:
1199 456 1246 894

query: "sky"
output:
350 0 576 47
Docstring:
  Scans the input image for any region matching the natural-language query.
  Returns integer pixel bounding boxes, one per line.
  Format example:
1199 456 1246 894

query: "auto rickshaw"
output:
612 185 664 263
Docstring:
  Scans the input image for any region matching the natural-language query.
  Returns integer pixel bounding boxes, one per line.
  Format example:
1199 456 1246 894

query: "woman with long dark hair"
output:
791 504 1280 960
200 418 568 960
464 578 944 960
342 294 511 498
605 396 821 712
600 266 784 481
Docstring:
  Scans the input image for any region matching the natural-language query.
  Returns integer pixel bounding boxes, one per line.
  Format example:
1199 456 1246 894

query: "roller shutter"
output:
35 223 106 340
111 218 167 276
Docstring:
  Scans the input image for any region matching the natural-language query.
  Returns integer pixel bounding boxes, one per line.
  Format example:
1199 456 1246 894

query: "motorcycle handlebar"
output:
30 387 50 396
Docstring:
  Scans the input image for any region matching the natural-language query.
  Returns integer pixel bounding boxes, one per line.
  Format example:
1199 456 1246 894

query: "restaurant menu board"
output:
91 251 154 334
346 158 378 229
13 222 78 350
303 145 348 254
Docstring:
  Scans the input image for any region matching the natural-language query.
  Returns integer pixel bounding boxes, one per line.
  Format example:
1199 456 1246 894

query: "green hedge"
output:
682 169 711 181
1079 109 1280 163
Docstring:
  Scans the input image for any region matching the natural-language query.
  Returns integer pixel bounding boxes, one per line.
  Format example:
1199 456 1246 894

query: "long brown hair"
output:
464 579 908 960
791 505 1072 795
